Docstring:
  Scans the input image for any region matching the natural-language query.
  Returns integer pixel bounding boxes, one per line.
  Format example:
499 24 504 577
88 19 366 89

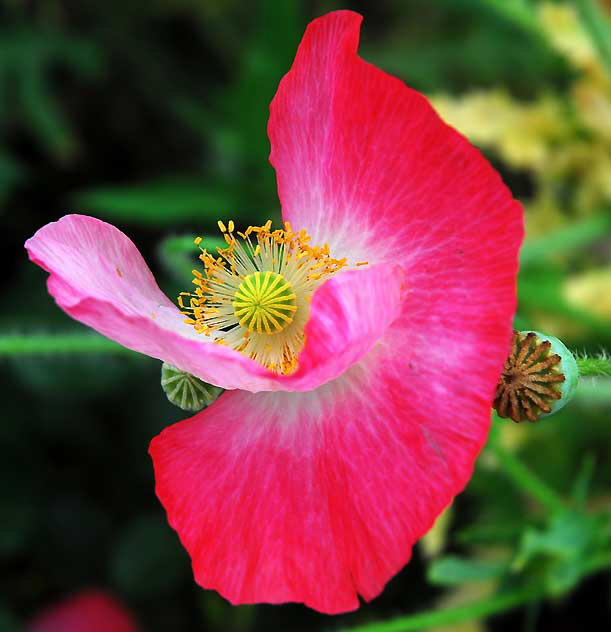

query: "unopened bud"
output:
161 363 223 412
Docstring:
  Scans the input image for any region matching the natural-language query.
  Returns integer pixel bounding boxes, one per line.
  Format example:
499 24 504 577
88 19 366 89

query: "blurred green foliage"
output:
1 0 611 631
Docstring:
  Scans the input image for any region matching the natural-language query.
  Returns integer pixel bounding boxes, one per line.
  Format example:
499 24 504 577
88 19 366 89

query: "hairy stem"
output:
577 356 611 377
0 333 131 356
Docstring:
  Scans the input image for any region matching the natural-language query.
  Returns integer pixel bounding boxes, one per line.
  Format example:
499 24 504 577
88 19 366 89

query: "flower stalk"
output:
0 333 129 356
338 585 544 632
489 440 565 514
577 355 611 377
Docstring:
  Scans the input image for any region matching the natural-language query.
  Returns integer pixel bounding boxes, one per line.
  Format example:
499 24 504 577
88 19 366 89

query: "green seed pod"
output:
160 363 223 412
494 330 578 423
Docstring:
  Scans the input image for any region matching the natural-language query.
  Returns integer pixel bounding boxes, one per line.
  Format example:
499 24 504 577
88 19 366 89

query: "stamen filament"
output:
179 220 359 374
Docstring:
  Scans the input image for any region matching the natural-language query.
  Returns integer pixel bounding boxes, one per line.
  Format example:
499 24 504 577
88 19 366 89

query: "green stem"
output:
0 333 132 355
575 0 611 77
489 442 565 514
577 356 611 377
338 551 611 632
337 586 543 632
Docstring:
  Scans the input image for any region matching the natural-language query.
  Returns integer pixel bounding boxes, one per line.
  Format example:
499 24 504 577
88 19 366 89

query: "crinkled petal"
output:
28 590 140 632
26 214 404 392
150 312 494 614
269 10 523 269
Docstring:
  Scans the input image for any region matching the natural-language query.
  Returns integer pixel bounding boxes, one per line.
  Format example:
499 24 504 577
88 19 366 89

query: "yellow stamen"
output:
178 220 353 374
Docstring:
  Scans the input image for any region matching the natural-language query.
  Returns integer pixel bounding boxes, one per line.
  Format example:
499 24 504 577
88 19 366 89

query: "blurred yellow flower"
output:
431 91 569 171
431 2 611 237
538 2 598 70
565 267 611 319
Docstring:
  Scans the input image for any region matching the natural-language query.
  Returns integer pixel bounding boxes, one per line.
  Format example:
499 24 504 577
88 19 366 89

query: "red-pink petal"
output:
150 312 494 614
269 10 523 270
26 214 404 392
28 590 140 632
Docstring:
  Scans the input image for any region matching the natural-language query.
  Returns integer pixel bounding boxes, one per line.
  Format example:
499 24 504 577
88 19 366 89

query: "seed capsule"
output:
494 330 578 423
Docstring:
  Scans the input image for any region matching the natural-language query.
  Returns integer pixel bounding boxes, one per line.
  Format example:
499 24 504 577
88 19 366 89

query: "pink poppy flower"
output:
28 590 140 632
26 10 523 614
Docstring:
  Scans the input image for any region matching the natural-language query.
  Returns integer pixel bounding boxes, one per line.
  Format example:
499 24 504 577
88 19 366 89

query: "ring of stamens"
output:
178 220 367 375
233 271 297 334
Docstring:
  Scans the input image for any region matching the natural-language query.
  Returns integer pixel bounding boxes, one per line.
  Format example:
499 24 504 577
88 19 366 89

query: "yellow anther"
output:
194 236 202 245
178 219 352 374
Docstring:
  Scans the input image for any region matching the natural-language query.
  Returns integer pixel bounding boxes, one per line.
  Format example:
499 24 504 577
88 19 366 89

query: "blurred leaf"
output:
0 150 23 209
457 523 523 545
575 0 611 76
172 0 302 215
0 27 103 160
336 585 542 632
73 177 239 226
157 234 226 281
199 592 255 632
363 0 568 95
19 60 76 161
518 266 611 343
474 0 539 34
513 510 605 595
571 454 596 507
520 211 611 267
428 556 508 586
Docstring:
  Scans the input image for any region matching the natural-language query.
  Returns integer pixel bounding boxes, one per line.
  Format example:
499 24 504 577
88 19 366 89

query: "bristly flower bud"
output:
494 330 578 423
161 363 223 412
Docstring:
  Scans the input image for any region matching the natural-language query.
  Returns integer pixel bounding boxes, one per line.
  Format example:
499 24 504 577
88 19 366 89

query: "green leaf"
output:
73 177 239 226
575 0 611 76
157 234 227 281
571 454 596 507
520 211 611 267
19 59 76 161
513 510 603 595
428 555 508 585
518 266 611 343
336 586 543 632
0 151 23 208
474 0 539 34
